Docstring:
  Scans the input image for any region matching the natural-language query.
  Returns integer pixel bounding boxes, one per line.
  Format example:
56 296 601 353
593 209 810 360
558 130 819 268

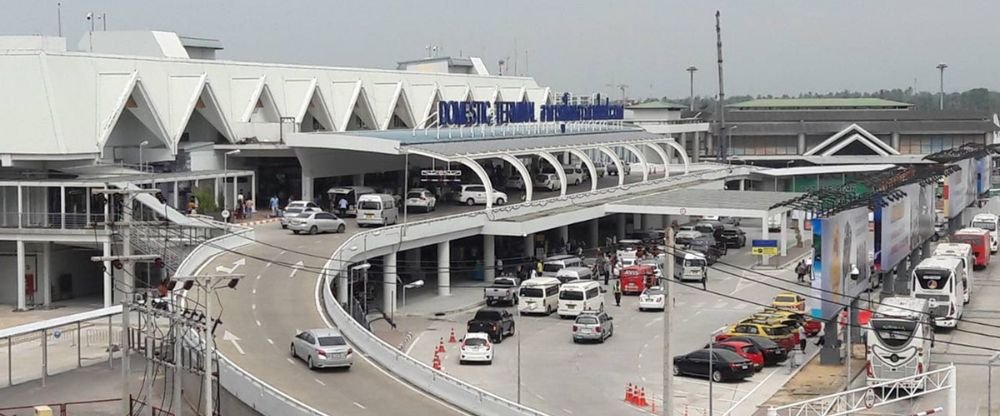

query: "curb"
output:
401 299 487 318
237 217 280 227
751 249 812 271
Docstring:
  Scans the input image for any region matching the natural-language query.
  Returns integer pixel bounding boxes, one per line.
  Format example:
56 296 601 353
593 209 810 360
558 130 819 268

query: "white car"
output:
288 212 347 235
459 332 493 364
290 329 353 370
458 185 507 206
505 176 526 190
533 173 561 191
279 201 322 229
638 286 666 312
405 188 437 213
592 161 607 178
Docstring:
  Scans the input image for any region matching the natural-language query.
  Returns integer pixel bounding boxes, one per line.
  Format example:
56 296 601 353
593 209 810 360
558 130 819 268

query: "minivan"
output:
327 186 376 217
518 277 561 315
557 281 604 318
542 255 583 277
534 173 562 191
356 194 398 227
556 266 593 283
971 213 999 253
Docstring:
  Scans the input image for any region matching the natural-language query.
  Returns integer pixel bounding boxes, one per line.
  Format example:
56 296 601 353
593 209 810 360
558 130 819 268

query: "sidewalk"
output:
0 299 104 330
373 281 488 353
752 243 812 270
751 347 866 415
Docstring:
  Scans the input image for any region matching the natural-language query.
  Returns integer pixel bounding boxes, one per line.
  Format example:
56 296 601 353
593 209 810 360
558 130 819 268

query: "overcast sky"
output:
6 1 999 100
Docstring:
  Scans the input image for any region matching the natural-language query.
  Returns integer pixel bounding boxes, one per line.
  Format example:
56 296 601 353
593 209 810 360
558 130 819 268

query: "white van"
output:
557 281 604 318
518 277 561 315
356 194 398 227
542 255 583 277
328 186 376 217
556 266 593 283
971 213 999 253
563 166 584 186
933 243 974 304
676 252 708 282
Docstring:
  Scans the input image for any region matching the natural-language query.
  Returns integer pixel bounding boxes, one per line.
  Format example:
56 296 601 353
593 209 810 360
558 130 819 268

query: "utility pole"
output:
686 66 698 111
715 10 727 163
663 226 675 416
936 63 948 110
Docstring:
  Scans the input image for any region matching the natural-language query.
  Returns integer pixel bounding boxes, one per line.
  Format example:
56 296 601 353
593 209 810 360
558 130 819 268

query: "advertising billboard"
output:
943 159 972 219
911 182 936 248
808 206 872 320
874 185 911 273
976 156 992 196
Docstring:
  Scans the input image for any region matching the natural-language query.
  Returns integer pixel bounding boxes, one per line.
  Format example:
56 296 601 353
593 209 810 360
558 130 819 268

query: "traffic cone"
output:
432 354 442 370
448 328 458 343
638 387 648 407
436 338 446 354
651 401 656 413
625 383 634 403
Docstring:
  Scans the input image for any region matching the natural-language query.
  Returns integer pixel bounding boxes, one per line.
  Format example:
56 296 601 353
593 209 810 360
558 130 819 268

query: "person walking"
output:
613 279 622 307
337 197 348 217
701 271 708 291
798 325 807 353
495 257 504 276
269 194 280 217
795 259 808 283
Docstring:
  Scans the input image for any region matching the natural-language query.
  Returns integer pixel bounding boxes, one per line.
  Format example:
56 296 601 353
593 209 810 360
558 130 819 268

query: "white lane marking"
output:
252 304 256 310
267 338 274 345
223 331 245 355
314 378 326 386
314 274 468 415
562 408 573 414
353 402 366 410
278 250 287 256
641 376 647 382
265 262 272 269
216 257 247 274
404 333 424 356
286 358 296 365
255 274 261 280
535 393 545 400
644 316 663 327
256 320 261 327
252 288 257 295
290 260 305 278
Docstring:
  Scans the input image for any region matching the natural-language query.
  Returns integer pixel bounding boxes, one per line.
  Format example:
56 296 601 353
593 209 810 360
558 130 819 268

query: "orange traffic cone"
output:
625 383 634 403
432 354 442 370
448 328 458 343
638 387 648 407
436 338 446 353
651 402 656 413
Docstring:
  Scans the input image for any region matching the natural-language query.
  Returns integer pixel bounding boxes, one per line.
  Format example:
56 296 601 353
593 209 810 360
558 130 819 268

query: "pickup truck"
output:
466 308 516 343
484 276 521 306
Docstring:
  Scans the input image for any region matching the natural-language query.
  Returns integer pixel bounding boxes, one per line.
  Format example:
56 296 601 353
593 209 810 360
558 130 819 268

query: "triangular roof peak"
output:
804 123 899 157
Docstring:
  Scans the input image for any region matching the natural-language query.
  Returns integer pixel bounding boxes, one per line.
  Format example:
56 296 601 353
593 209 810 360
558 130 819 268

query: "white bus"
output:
911 256 965 328
932 243 974 305
971 213 999 253
557 281 603 318
866 297 933 387
518 277 561 316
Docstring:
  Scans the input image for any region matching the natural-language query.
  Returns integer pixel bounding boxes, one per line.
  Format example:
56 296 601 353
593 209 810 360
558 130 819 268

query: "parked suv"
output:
719 224 747 248
607 161 631 176
466 308 515 343
457 185 507 206
571 311 614 343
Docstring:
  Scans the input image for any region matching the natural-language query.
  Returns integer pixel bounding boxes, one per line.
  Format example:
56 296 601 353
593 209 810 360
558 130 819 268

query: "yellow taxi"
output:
771 292 806 312
717 321 797 352
758 308 822 336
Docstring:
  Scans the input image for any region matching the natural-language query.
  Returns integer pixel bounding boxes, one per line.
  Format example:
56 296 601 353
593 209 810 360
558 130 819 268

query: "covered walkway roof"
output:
605 188 803 219
402 130 664 158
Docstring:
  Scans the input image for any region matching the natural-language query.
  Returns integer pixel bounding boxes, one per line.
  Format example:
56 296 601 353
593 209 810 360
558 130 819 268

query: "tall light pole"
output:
223 149 241 213
138 140 149 172
686 66 698 111
990 352 1000 416
708 326 726 416
936 63 948 110
715 10 728 163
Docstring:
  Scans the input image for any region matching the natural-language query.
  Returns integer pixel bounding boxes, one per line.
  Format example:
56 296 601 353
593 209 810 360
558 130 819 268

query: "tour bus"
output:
911 256 965 328
327 186 376 217
952 228 991 269
517 277 561 316
971 213 1000 253
619 264 656 295
866 297 933 387
932 243 974 304
557 281 604 318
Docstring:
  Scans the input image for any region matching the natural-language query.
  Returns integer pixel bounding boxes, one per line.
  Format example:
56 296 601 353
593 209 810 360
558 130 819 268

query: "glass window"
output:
559 290 584 300
317 336 346 346
464 338 489 347
575 316 598 325
520 287 544 298
915 268 951 290
359 200 381 210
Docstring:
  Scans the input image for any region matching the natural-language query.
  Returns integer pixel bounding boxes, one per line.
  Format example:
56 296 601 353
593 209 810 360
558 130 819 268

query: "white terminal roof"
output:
605 188 803 219
755 164 897 177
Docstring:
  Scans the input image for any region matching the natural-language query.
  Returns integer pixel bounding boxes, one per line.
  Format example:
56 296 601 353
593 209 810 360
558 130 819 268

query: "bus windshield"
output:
914 268 951 290
519 287 544 298
953 235 981 246
871 319 917 348
973 221 997 231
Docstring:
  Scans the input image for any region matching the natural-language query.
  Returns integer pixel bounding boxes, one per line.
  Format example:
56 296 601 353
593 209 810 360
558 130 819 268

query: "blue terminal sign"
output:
437 92 625 127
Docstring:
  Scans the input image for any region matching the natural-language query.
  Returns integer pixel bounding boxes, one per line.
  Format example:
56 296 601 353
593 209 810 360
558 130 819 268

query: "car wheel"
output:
509 323 516 336
281 224 287 229
599 303 605 313
290 344 296 358
307 356 315 370
496 198 505 205
712 370 723 382
639 307 644 312
466 198 475 206
309 226 319 235
672 365 680 376
337 224 346 233
292 230 300 234
496 331 504 343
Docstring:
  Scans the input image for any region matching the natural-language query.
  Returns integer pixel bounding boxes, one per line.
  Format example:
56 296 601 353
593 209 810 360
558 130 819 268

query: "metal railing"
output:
0 212 107 230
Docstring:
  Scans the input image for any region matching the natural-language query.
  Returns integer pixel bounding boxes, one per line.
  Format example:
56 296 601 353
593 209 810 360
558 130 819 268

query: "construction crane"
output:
605 83 629 105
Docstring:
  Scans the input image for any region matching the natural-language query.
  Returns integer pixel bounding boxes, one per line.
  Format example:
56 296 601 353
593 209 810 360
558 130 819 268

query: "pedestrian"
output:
795 259 807 283
338 197 348 217
495 257 504 276
814 323 826 346
237 189 245 215
535 258 544 275
516 265 525 280
269 194 279 217
798 325 807 352
613 279 622 306
576 245 583 258
701 271 708 291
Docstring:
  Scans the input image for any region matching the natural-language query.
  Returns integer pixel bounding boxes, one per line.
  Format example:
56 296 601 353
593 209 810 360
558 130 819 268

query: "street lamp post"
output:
686 66 698 111
138 140 149 172
401 280 424 308
936 63 948 110
223 149 241 215
349 263 372 316
990 352 1000 416
708 326 726 416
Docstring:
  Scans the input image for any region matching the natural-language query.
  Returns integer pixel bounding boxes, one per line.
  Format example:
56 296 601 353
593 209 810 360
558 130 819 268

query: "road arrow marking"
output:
216 257 246 274
223 331 244 355
289 261 305 278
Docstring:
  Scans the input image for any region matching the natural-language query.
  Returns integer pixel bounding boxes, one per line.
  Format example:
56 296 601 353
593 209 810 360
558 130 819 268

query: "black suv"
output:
687 236 726 264
719 225 747 248
466 308 516 343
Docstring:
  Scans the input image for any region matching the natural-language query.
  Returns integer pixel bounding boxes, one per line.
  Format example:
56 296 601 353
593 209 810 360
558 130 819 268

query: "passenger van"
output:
355 194 399 227
932 243 974 304
866 297 933 387
327 186 376 217
557 281 604 318
616 239 645 259
911 256 965 328
542 255 583 277
518 277 561 316
971 213 1000 253
555 266 593 283
952 228 991 269
675 252 708 282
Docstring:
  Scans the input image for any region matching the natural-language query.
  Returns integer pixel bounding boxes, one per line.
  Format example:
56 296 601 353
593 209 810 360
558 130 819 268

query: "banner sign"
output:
750 239 778 256
419 169 462 182
809 207 872 320
436 92 624 127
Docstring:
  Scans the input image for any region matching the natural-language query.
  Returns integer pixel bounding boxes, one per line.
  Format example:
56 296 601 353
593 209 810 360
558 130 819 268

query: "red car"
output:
709 340 764 371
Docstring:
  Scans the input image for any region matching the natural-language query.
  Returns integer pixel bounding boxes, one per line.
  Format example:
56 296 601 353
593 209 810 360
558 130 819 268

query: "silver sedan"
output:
290 328 353 370
288 212 346 235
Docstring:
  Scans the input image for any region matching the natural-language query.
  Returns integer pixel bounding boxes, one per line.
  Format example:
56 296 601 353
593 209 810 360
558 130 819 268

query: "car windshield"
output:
575 316 598 325
543 264 563 273
644 289 664 296
358 201 381 210
871 319 917 348
407 192 423 199
317 336 346 346
775 295 798 303
285 207 303 214
296 213 313 218
742 346 755 354
535 174 550 182
915 268 951 290
973 221 997 231
559 290 584 301
464 338 489 347
763 326 790 336
684 259 706 267
520 287 544 298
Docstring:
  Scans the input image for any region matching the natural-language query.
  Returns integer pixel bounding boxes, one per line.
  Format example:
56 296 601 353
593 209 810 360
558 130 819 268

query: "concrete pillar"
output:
17 185 22 228
588 219 600 249
680 132 688 154
173 181 179 209
336 267 348 306
633 213 643 232
780 211 789 256
16 240 26 311
891 132 900 152
484 235 496 283
705 131 714 158
558 225 569 247
214 177 220 207
251 173 257 206
353 174 365 186
739 179 746 191
41 242 51 306
383 252 397 318
797 132 806 154
524 234 535 259
60 186 66 229
438 241 450 296
760 215 771 265
301 174 314 204
692 132 701 163
616 214 626 239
